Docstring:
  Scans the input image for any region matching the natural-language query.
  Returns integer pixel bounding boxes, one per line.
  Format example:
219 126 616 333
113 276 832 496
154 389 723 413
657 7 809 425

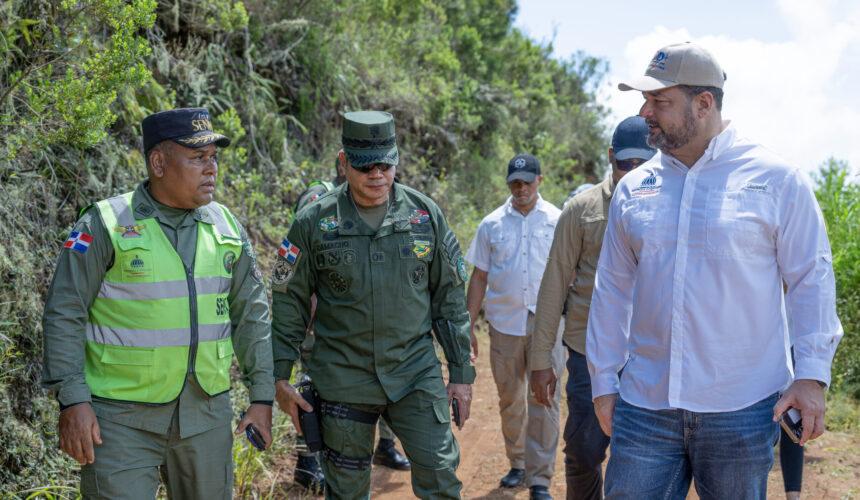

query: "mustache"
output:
646 118 660 128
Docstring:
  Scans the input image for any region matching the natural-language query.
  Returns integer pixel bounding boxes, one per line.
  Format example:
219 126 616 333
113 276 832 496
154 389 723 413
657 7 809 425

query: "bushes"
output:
815 160 860 396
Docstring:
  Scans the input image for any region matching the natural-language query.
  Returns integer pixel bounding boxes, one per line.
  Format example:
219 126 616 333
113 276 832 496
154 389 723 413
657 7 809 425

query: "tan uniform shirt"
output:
530 177 615 370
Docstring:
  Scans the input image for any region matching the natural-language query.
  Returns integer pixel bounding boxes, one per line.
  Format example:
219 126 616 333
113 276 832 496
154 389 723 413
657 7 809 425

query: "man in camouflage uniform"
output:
272 111 474 499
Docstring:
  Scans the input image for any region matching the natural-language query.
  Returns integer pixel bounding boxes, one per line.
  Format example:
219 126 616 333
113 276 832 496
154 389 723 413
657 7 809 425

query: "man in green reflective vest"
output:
41 108 275 500
272 111 475 499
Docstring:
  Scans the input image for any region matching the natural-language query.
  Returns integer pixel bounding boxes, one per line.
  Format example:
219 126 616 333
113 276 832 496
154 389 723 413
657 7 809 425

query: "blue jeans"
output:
605 394 780 500
563 348 610 499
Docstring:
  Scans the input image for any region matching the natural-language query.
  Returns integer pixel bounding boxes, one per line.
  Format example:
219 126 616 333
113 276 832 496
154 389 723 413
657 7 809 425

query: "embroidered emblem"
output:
278 238 301 264
328 271 348 294
514 157 527 168
411 262 427 284
343 250 356 265
223 251 236 274
326 251 341 266
63 231 93 254
457 257 468 282
318 216 339 232
742 182 768 193
176 133 220 146
631 172 661 197
272 259 294 285
136 205 154 217
413 241 431 258
114 224 145 238
649 51 668 71
408 209 430 224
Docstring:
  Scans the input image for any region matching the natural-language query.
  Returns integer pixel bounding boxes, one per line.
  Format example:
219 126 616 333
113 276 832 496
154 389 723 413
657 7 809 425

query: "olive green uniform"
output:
272 182 475 499
42 180 275 499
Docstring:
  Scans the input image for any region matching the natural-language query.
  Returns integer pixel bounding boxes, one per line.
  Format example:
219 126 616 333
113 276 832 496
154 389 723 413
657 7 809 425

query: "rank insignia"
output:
457 257 468 282
63 231 93 254
114 224 145 238
318 216 339 232
408 209 430 224
413 242 431 258
278 238 301 264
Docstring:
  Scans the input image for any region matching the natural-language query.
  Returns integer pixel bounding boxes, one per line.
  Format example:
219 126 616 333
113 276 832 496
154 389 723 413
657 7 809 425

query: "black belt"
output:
319 399 380 425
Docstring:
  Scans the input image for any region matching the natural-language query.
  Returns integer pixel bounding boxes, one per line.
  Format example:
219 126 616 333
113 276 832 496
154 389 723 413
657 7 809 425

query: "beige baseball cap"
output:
619 42 726 92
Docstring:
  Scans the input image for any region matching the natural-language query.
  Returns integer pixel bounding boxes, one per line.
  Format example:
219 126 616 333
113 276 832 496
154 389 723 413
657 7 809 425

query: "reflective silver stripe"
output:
97 276 231 301
87 322 231 348
206 203 238 239
106 195 135 227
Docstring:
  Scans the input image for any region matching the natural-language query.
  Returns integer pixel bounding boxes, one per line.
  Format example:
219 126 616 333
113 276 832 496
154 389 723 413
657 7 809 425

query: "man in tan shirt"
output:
529 117 655 500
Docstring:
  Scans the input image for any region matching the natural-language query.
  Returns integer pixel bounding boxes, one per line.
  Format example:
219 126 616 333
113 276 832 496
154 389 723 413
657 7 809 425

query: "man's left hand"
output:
773 378 826 446
447 383 472 430
234 403 273 450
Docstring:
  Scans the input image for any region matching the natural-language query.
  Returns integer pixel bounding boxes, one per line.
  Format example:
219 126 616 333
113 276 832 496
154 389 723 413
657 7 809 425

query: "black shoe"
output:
294 454 325 494
499 468 524 488
373 438 411 470
529 485 553 500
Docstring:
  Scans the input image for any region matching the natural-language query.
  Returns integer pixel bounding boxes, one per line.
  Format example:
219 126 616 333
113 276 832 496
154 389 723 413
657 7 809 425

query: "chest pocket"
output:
115 237 155 283
489 232 514 261
705 190 774 260
531 223 555 259
621 197 678 259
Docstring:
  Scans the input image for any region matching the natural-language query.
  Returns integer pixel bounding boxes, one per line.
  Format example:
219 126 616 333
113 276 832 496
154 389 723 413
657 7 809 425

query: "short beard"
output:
646 102 697 152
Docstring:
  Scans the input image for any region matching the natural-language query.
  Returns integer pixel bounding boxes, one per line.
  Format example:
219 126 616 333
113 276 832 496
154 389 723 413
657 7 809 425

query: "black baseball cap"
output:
506 153 541 183
142 108 230 152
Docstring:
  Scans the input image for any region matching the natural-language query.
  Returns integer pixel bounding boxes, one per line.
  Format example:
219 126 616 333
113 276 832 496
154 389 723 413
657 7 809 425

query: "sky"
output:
514 0 860 177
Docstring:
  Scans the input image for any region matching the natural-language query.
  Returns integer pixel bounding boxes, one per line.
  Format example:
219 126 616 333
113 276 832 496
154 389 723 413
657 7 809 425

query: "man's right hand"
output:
59 403 101 465
275 379 313 436
593 393 618 437
529 368 558 408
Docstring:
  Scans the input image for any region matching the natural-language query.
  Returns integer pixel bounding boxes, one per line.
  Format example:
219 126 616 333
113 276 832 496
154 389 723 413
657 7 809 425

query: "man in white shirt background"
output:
587 42 843 499
466 153 565 500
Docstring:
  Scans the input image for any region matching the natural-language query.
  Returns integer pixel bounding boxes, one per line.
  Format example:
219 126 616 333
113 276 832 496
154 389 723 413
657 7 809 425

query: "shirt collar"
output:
660 120 736 171
603 176 616 199
504 193 545 218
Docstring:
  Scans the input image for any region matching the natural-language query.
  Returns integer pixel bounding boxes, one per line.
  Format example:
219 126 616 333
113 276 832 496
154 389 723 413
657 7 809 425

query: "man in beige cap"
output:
586 42 842 498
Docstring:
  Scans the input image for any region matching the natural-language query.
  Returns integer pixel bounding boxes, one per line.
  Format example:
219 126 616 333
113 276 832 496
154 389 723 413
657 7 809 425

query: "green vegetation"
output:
0 0 857 498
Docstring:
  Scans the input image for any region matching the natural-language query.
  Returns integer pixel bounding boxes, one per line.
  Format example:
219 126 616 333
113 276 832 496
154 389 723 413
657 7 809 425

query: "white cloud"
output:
603 2 860 177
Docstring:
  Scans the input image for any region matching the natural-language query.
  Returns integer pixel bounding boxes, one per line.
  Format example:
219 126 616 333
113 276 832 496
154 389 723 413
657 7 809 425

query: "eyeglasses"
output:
616 158 648 171
351 163 394 173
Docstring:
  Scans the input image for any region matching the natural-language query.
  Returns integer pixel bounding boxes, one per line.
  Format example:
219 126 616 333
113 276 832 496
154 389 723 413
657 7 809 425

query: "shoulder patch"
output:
457 257 469 282
278 238 301 264
64 231 93 254
318 216 339 232
408 209 430 224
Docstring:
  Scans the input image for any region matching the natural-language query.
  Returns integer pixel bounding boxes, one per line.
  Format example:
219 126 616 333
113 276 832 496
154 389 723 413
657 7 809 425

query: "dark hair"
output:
144 140 172 169
678 85 724 112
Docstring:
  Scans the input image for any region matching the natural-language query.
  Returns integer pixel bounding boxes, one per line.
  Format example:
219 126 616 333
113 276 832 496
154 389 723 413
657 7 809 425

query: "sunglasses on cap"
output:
351 163 394 173
616 158 648 172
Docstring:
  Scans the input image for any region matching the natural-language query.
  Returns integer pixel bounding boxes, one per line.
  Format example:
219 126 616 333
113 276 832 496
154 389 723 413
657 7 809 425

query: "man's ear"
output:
150 150 165 178
696 92 714 118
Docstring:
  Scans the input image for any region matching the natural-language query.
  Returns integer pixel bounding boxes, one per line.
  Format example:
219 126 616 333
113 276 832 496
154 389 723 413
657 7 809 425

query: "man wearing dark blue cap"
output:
41 108 275 499
465 153 563 500
529 116 655 500
271 110 474 499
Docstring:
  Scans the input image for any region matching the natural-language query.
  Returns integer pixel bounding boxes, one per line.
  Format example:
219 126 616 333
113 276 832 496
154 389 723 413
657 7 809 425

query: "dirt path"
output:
274 326 860 498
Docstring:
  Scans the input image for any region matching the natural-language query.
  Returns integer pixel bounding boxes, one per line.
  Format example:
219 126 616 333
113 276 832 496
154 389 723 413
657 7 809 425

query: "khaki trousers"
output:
488 313 565 488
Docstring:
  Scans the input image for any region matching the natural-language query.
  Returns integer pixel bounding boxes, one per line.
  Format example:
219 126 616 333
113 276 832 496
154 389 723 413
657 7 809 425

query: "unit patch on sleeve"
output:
64 231 94 254
457 257 469 282
272 258 295 286
278 238 301 264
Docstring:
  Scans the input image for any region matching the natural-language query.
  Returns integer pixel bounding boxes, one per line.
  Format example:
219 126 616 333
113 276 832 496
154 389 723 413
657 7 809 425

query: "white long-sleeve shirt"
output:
586 122 843 412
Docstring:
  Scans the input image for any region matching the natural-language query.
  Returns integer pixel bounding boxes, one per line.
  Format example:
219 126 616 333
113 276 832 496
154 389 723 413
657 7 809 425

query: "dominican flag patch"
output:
64 231 93 254
278 238 300 264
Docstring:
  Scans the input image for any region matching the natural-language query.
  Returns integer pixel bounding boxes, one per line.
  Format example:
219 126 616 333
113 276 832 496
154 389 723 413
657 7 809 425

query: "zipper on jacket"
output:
185 265 199 374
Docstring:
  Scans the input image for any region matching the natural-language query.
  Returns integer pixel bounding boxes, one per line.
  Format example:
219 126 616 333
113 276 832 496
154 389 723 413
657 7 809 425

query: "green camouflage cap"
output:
341 111 399 167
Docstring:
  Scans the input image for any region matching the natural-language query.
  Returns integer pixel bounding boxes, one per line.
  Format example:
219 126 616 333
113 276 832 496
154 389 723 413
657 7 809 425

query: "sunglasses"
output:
616 158 647 171
351 163 394 173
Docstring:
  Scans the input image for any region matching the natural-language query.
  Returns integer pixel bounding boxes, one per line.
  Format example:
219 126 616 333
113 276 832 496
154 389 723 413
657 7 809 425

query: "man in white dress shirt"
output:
587 42 843 499
466 153 564 500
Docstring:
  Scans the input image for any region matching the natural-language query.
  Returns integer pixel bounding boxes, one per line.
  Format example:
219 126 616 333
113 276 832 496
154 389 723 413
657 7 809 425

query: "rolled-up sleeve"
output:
776 169 843 387
586 191 637 399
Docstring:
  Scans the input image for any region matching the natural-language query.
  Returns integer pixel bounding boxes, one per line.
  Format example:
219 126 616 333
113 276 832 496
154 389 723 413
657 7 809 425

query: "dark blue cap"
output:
507 153 541 183
142 108 230 152
611 116 656 161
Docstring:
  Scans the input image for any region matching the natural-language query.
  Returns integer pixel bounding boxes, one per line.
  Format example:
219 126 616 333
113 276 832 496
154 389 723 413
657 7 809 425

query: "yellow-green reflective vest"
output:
85 192 242 403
